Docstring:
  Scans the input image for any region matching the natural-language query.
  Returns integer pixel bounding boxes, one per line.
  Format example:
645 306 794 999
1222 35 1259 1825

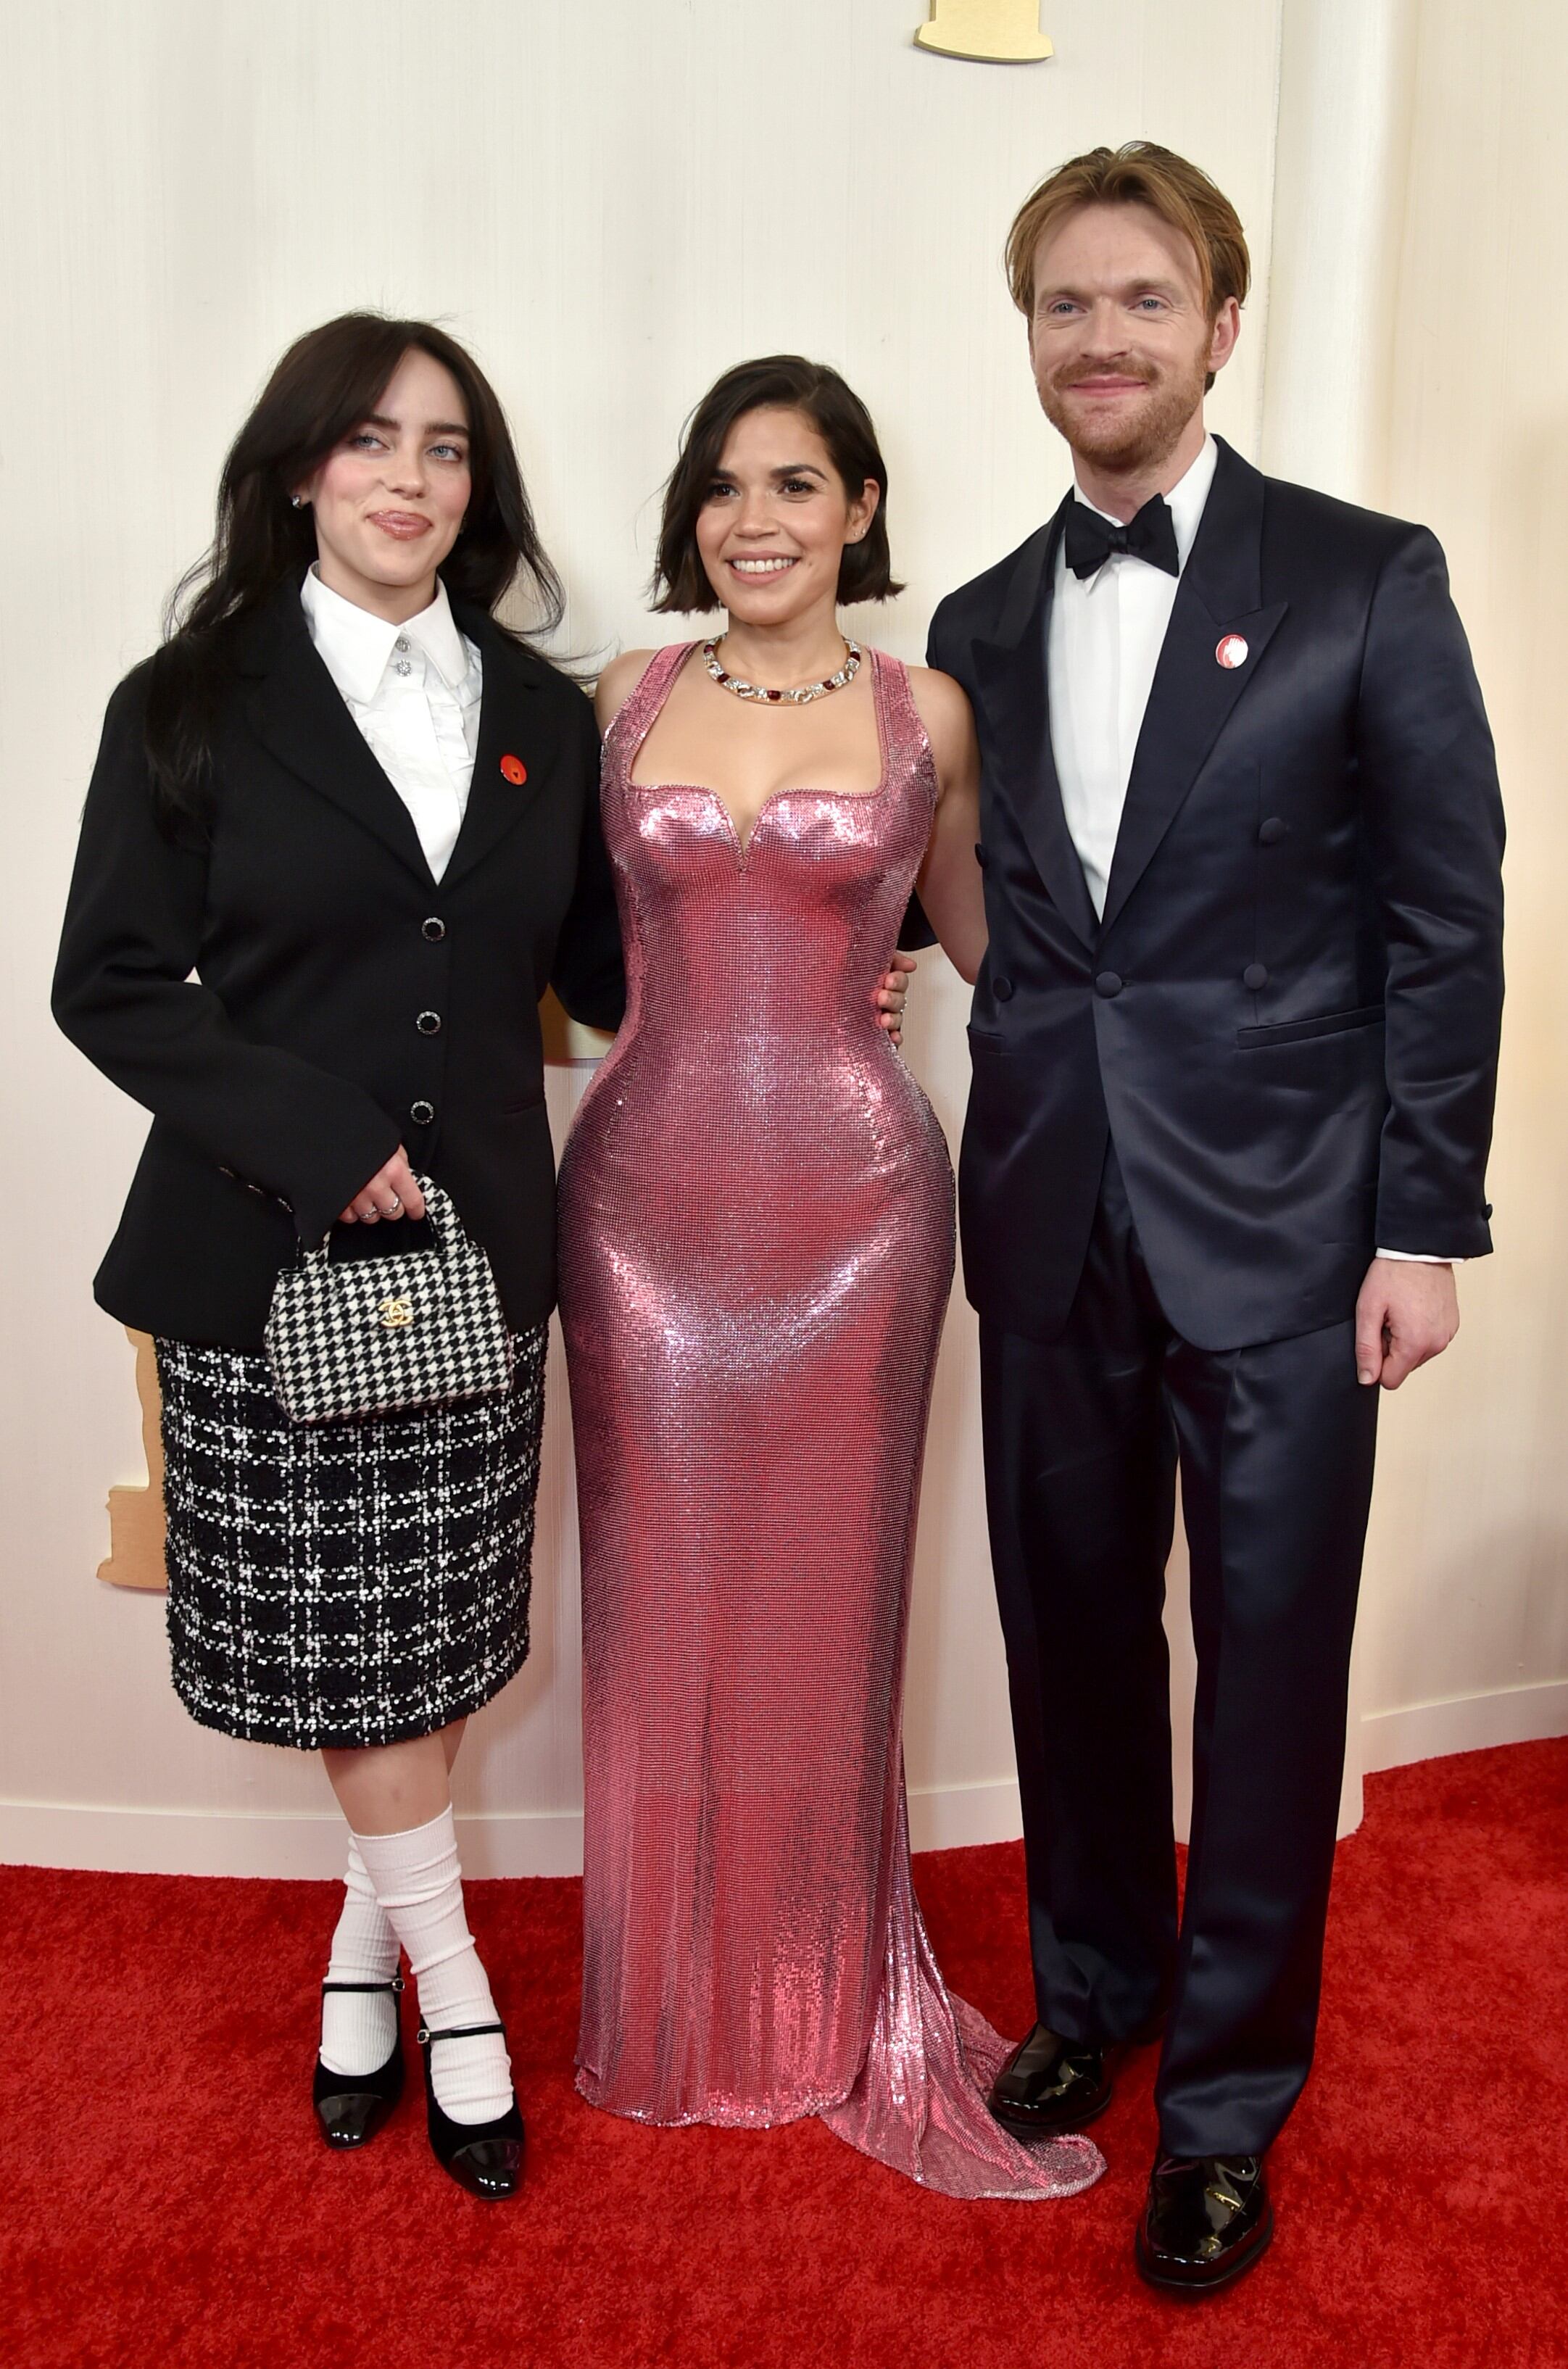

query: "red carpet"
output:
4 1740 1565 2368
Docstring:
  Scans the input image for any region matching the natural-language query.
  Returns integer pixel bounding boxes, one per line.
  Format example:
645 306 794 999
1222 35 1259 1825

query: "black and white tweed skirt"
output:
154 1327 547 1750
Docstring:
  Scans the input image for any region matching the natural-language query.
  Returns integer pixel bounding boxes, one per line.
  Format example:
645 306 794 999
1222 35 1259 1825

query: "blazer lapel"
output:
237 584 435 884
1099 439 1287 937
439 610 549 895
971 501 1100 953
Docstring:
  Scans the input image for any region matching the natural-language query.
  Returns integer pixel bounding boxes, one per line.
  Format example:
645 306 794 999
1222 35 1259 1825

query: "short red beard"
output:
1039 352 1208 476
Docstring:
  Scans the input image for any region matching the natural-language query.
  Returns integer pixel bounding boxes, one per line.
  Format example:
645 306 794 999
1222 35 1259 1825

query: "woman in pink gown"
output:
558 358 1101 2199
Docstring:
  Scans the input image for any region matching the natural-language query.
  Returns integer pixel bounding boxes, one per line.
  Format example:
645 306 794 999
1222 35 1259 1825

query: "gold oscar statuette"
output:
540 984 615 1069
914 1 1053 63
99 1328 168 1592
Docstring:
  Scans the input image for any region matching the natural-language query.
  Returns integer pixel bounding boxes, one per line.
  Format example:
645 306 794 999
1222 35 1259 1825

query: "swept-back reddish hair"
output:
1006 140 1250 323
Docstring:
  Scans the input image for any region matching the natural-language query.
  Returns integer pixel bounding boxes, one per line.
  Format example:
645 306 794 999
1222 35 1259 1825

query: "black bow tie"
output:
1063 494 1180 581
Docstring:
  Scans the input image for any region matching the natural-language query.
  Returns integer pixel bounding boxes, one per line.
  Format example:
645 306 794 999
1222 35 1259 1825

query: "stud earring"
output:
291 494 305 510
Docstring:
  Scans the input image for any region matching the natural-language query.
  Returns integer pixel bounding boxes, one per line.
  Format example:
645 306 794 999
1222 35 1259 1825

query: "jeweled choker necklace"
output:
702 634 861 706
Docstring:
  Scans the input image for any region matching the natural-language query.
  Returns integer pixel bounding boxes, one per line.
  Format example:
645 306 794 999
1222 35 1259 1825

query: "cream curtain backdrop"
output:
1 0 1561 1877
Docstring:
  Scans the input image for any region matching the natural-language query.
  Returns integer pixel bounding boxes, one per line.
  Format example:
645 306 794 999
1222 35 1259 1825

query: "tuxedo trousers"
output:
979 1148 1379 2157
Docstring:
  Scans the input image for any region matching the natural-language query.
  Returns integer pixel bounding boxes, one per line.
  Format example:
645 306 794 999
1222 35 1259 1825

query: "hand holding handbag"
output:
263 1178 514 1424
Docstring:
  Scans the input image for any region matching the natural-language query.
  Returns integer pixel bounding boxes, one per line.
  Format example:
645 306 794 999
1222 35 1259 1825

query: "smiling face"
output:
299 345 473 620
692 405 876 628
1028 200 1239 477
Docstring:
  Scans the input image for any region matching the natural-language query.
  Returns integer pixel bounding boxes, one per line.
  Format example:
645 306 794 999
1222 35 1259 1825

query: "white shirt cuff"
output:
1375 1249 1461 1266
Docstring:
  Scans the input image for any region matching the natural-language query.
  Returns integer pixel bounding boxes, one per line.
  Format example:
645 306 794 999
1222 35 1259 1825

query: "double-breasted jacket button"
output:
1258 817 1287 847
1243 963 1269 992
410 1100 436 1127
422 916 446 942
992 974 1015 1002
417 1010 441 1035
1095 971 1124 999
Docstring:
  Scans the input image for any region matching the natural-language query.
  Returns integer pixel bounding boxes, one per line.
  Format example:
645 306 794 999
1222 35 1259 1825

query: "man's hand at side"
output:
1354 1257 1459 1388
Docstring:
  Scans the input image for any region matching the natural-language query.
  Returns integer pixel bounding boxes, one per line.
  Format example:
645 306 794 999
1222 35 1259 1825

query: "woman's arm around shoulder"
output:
594 649 658 737
908 665 987 987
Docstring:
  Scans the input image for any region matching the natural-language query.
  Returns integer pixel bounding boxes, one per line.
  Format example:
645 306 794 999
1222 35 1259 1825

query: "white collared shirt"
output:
301 568 482 881
1047 433 1218 921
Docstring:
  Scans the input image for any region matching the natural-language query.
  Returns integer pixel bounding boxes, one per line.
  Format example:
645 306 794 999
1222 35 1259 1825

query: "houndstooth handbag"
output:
263 1178 514 1424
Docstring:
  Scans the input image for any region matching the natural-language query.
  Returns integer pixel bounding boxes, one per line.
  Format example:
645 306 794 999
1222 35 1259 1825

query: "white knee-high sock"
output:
319 1836 401 2078
352 1808 513 2126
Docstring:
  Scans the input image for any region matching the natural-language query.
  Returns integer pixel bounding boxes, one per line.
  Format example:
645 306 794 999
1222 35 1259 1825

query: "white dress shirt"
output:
1048 433 1218 920
301 568 482 881
1045 437 1445 1266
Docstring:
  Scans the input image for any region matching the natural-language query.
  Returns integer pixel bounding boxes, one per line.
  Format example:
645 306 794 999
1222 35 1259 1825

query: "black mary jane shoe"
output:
417 2020 526 2199
1135 2152 1274 2294
312 1974 405 2149
987 2022 1113 2138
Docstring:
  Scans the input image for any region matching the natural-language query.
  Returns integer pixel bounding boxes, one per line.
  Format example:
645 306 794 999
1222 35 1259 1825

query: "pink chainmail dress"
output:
557 643 1103 2199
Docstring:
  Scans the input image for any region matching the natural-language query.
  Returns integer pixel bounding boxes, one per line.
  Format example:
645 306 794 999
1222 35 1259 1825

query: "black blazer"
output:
928 438 1505 1353
54 579 625 1351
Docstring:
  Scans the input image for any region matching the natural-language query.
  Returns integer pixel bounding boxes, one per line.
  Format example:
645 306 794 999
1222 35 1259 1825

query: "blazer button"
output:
1243 963 1269 991
974 843 989 868
410 1100 436 1127
422 916 446 942
1258 817 1287 846
1095 971 1123 998
417 1010 441 1035
992 975 1014 1002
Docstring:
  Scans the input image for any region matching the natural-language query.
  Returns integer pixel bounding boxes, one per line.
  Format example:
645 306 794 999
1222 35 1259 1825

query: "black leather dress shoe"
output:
312 1975 405 2149
1135 2153 1274 2293
987 2022 1112 2138
417 2020 525 2199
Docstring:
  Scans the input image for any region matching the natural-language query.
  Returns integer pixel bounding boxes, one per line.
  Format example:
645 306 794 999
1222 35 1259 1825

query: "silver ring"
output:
386 1194 402 1212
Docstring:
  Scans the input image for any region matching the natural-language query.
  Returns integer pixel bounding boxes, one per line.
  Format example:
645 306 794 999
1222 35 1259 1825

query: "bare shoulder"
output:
594 647 658 733
903 663 977 773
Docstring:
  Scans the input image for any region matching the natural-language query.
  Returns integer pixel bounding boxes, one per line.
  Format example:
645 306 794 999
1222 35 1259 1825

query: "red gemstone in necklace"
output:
702 636 861 706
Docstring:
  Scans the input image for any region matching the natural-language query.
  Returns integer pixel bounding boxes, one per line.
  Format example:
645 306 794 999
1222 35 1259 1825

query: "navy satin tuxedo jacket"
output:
926 438 1505 1353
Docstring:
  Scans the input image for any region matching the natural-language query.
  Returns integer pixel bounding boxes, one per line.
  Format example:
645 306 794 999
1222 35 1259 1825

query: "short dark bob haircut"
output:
146 312 562 828
653 355 903 613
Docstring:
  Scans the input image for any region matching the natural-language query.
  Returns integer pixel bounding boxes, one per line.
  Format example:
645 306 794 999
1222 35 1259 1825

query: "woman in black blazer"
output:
54 314 623 2198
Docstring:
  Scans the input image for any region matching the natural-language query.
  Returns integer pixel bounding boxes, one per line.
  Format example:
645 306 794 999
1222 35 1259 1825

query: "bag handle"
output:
302 1175 467 1269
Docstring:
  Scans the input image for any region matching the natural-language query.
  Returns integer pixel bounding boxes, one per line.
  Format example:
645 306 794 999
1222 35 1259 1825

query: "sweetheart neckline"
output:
619 642 900 863
624 777 892 861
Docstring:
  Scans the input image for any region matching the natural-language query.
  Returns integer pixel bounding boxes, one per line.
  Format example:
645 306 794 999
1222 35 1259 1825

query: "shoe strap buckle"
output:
418 2019 507 2047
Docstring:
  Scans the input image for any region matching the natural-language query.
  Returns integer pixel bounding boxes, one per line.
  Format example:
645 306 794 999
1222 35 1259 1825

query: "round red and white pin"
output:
1215 634 1249 671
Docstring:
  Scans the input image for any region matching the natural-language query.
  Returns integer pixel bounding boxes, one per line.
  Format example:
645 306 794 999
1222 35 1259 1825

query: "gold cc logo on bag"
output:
378 1294 414 1329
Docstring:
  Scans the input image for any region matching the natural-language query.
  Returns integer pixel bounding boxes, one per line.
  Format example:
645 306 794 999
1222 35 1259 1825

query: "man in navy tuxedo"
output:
925 143 1503 2291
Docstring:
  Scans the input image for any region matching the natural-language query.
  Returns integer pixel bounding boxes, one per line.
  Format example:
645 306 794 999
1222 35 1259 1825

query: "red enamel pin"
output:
500 754 528 784
1216 634 1249 671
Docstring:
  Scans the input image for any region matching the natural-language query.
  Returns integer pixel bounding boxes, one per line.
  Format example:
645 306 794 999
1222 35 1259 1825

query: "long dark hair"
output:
652 354 903 613
146 313 563 828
